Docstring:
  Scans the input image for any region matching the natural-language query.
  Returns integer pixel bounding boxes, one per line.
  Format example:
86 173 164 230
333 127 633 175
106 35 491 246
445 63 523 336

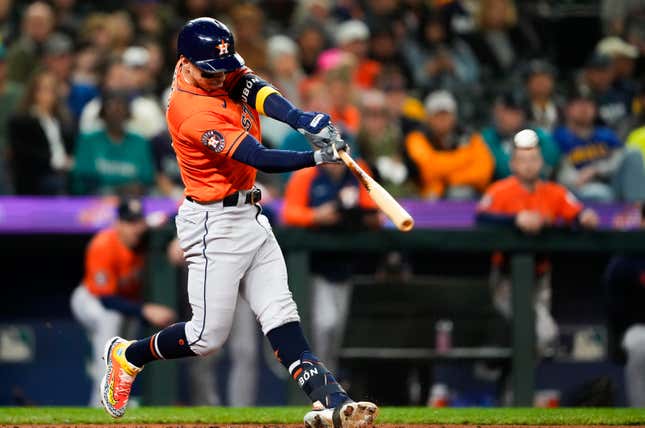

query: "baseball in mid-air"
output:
513 129 539 148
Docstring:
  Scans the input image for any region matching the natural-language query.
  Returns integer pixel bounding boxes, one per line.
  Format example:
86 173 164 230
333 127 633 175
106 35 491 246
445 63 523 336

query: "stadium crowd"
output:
0 0 644 209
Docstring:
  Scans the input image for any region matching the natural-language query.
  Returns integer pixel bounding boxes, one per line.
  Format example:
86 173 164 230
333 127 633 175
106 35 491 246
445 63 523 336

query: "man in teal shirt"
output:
73 91 154 195
481 92 560 180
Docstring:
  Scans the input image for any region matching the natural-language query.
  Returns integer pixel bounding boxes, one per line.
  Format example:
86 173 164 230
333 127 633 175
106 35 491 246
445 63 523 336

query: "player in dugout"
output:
476 129 600 360
70 196 177 406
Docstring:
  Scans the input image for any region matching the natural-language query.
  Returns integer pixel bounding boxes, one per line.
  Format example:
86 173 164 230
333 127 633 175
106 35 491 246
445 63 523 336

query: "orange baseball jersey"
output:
478 176 582 223
82 228 144 300
282 162 378 227
167 61 263 202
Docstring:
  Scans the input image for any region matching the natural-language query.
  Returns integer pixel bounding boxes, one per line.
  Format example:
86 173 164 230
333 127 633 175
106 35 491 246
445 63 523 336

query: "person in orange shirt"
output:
335 20 381 90
99 17 378 428
70 197 176 406
282 162 380 373
405 90 494 199
476 129 599 361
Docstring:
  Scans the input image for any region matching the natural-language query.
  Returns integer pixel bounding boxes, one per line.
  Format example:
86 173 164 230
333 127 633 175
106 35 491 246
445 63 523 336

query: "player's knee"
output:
256 294 300 335
185 320 228 356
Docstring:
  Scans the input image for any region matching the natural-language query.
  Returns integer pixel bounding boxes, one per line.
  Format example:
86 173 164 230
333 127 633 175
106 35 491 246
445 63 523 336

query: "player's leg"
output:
70 285 124 407
311 275 351 374
241 222 377 428
227 296 259 406
100 205 247 417
623 325 645 406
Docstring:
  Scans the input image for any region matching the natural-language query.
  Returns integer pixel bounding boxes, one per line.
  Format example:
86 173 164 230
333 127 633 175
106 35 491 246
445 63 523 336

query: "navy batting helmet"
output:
177 17 244 72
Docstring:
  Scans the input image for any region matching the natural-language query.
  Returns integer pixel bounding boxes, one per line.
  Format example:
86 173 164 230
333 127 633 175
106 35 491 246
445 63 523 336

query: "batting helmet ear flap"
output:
177 17 245 73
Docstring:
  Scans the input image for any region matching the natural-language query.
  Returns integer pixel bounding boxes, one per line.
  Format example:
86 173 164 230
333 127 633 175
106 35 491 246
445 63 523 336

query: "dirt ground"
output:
2 424 642 428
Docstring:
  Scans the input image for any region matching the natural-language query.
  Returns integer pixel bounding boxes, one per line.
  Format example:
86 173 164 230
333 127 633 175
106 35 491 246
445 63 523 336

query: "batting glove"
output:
287 109 333 143
314 139 350 165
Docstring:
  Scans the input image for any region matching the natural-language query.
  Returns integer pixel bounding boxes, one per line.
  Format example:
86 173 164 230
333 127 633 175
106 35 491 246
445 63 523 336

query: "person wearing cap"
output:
405 90 494 199
554 88 645 203
477 130 598 366
626 80 645 154
481 91 561 181
577 52 632 129
70 196 177 406
522 59 564 133
72 90 155 195
335 19 381 89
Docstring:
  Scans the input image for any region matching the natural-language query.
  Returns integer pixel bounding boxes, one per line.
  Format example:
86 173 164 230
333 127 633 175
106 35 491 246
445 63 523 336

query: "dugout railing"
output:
146 225 645 407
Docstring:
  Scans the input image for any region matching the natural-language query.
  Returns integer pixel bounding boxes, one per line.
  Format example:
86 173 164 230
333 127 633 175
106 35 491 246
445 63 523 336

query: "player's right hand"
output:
143 303 177 327
313 139 349 164
515 210 544 234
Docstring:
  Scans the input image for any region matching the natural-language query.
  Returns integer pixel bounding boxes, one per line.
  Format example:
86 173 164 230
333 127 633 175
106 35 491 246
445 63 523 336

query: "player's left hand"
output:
314 139 349 164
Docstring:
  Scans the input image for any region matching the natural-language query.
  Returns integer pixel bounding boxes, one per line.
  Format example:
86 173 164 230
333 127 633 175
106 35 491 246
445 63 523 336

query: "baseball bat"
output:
336 148 414 232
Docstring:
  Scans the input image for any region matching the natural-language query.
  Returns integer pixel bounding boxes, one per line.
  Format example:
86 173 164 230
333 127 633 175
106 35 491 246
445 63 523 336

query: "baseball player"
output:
70 197 177 406
99 17 378 428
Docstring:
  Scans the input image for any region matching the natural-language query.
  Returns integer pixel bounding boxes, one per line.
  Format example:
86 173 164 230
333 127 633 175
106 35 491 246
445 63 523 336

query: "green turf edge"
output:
2 407 645 425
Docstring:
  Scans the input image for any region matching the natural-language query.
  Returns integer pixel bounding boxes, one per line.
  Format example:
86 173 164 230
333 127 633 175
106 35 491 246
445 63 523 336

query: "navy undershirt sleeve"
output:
100 296 144 319
232 135 315 173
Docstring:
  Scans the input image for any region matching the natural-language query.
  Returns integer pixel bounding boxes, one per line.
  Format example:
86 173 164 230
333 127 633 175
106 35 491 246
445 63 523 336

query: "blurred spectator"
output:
79 58 165 139
42 33 74 95
522 59 564 133
72 91 155 195
9 70 75 195
70 196 177 406
481 91 560 181
554 89 645 203
604 206 645 407
6 1 56 84
368 27 415 92
291 0 336 36
577 52 632 129
176 0 215 21
260 35 305 149
404 90 494 200
377 68 426 136
79 13 115 56
0 0 16 45
0 43 23 194
128 0 175 43
477 131 599 357
335 20 381 89
464 0 538 89
67 43 100 120
52 0 84 39
282 162 380 372
295 22 329 76
230 4 268 74
408 11 480 119
320 52 361 136
356 89 414 197
626 81 645 156
109 11 135 55
150 128 182 199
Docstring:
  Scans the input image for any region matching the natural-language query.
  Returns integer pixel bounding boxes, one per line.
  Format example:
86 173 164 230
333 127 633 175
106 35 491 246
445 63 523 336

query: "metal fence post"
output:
510 252 535 406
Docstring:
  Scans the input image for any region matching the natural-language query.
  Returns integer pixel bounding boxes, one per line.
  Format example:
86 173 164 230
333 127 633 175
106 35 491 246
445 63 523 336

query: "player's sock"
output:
267 321 350 408
125 322 196 367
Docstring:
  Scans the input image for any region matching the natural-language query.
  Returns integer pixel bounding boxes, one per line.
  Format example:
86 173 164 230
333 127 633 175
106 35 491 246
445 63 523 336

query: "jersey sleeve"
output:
179 112 248 159
84 236 118 297
555 185 583 222
282 168 317 227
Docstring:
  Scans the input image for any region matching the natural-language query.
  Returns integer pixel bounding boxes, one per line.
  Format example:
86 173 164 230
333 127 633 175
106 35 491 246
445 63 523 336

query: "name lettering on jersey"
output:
297 367 319 387
201 129 226 153
240 76 260 104
217 39 229 56
241 103 253 131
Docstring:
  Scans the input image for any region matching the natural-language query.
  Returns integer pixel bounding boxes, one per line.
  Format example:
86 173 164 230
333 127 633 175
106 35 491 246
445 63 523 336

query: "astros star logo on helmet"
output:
217 39 229 55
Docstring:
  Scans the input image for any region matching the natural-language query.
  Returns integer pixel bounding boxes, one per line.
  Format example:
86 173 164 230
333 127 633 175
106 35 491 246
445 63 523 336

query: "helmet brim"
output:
194 53 245 72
